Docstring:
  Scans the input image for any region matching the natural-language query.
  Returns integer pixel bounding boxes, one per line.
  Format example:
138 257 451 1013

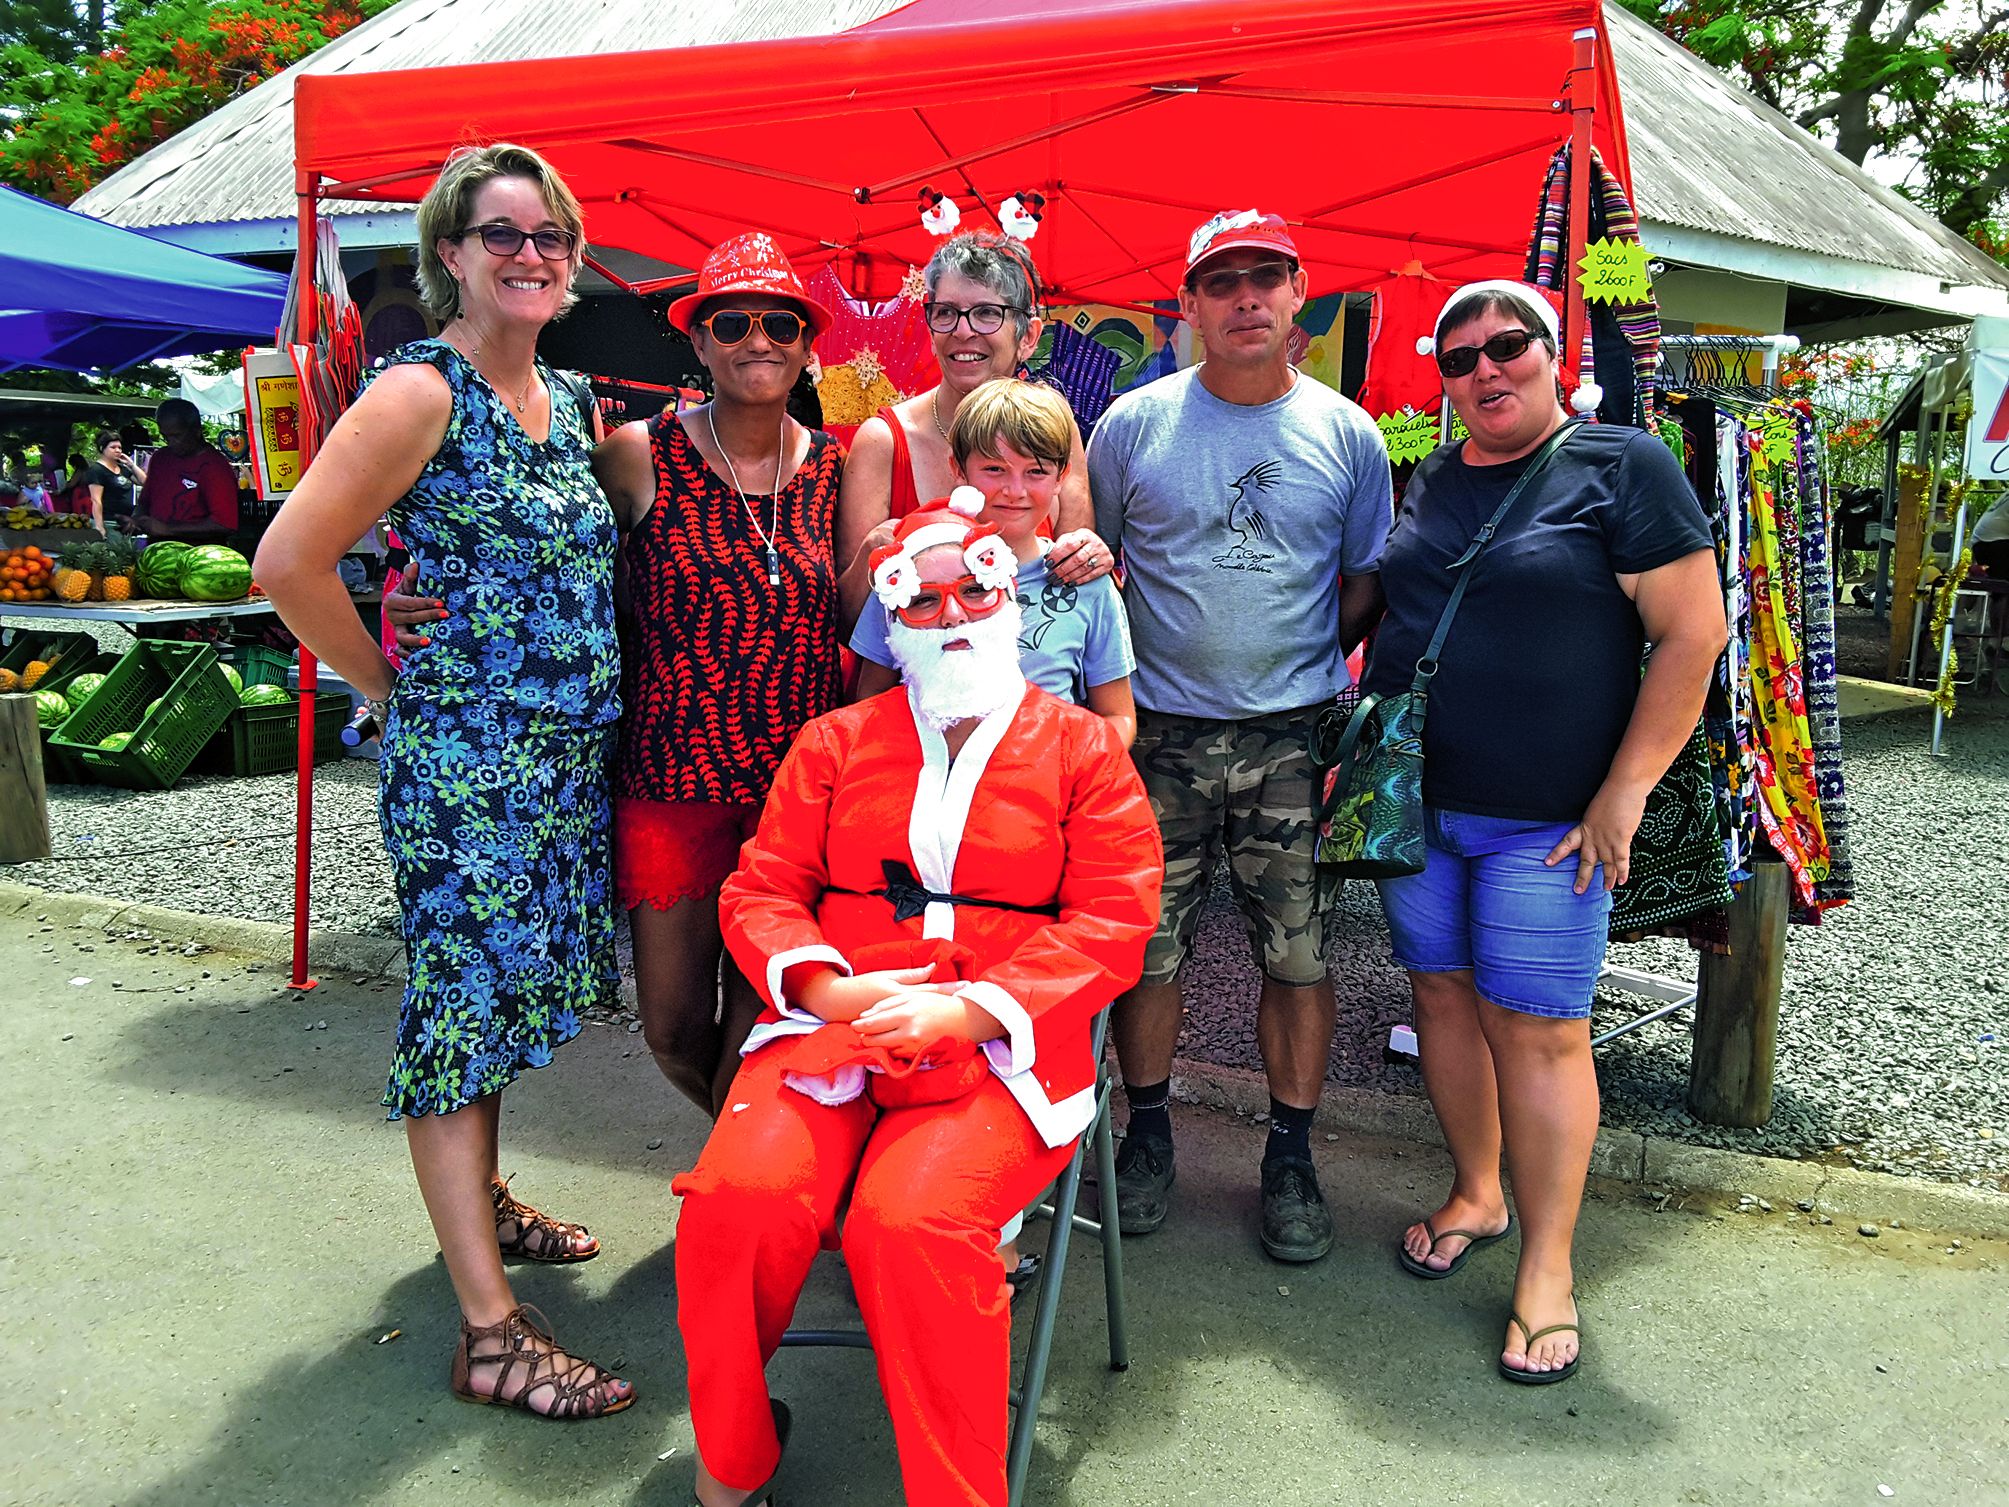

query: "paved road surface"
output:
5 908 2003 1506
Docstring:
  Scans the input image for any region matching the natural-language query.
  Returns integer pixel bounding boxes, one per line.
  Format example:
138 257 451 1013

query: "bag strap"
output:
549 369 597 437
1409 419 1582 696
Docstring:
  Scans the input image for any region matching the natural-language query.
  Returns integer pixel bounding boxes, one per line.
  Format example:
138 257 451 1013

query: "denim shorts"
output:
1374 808 1612 1020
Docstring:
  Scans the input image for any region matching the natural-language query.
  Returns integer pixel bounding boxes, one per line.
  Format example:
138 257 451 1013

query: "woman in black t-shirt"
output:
1371 282 1725 1386
82 429 143 532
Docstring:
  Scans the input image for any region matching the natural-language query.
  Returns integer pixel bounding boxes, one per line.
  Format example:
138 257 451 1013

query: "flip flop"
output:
1498 1310 1581 1386
694 1398 791 1507
1396 1212 1514 1280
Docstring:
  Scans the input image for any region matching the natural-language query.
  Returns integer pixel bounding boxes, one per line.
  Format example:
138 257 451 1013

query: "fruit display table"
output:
1 591 377 634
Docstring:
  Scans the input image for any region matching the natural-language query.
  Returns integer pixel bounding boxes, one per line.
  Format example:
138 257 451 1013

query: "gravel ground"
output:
10 609 2005 1189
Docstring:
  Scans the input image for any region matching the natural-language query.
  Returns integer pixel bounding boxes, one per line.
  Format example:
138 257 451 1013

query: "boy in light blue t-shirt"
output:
853 378 1137 746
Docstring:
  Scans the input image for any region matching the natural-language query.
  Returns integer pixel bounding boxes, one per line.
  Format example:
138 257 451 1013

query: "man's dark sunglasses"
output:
1191 260 1294 300
1436 328 1545 378
456 223 578 260
697 309 809 348
924 301 1022 335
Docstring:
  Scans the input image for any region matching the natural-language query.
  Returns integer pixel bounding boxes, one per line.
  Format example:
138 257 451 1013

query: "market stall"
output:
275 0 1633 987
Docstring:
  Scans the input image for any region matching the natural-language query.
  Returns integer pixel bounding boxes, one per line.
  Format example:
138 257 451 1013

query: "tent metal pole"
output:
1564 27 1597 389
290 170 321 993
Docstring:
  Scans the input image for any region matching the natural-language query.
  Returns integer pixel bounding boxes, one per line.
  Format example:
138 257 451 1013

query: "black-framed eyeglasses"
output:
1191 260 1294 301
455 223 579 260
697 308 808 348
1436 328 1545 378
923 301 1022 335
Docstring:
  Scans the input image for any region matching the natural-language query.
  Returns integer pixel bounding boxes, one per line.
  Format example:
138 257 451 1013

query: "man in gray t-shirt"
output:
1089 210 1392 1264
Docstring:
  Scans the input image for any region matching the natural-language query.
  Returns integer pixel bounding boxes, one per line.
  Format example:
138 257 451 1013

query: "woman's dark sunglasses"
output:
456 223 578 260
698 309 808 348
1436 328 1544 378
923 301 1021 335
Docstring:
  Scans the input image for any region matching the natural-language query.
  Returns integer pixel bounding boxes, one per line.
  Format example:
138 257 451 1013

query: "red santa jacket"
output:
718 683 1163 1147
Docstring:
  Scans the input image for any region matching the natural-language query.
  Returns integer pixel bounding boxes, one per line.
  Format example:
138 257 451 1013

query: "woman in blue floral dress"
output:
256 145 632 1420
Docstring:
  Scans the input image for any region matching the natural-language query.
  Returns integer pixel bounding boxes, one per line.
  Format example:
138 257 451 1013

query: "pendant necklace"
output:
453 322 534 414
710 407 786 586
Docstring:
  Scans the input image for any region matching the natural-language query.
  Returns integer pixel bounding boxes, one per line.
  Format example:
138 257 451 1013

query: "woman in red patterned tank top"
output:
594 234 874 1114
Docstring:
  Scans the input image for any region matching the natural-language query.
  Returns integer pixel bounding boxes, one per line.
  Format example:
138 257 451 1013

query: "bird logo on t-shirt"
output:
1214 460 1281 573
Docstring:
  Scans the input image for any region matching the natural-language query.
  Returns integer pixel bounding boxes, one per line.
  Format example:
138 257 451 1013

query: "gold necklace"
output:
709 407 787 587
451 324 535 414
931 388 951 442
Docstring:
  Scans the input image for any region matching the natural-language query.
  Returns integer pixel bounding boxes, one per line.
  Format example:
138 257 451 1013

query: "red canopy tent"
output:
280 0 1632 982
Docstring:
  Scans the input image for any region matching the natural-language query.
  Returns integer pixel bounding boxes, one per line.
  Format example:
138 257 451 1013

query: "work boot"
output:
1112 1130 1175 1236
1259 1154 1333 1263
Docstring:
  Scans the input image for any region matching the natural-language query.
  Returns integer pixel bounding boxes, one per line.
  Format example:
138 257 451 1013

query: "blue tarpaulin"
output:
0 186 287 373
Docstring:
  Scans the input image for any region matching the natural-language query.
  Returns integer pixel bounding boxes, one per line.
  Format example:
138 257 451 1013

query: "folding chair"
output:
779 1011 1130 1507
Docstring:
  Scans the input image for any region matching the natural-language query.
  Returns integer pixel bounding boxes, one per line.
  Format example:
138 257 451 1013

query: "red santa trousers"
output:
674 1045 1074 1506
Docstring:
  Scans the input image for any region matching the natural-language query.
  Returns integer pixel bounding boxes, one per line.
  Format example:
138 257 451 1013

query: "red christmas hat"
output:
668 231 834 338
869 487 1016 612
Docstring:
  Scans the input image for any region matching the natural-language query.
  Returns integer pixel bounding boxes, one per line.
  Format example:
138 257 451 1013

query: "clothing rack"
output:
1658 334 1801 392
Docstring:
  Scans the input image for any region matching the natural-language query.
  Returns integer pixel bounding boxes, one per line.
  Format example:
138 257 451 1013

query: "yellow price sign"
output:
1375 406 1441 466
1761 411 1798 465
1576 236 1652 305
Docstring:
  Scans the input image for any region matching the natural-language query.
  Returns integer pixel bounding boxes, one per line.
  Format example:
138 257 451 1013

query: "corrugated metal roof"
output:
75 0 914 228
1611 7 2009 293
76 0 2009 302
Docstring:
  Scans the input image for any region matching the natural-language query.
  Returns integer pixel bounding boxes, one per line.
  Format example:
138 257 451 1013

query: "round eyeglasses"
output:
923 302 1024 336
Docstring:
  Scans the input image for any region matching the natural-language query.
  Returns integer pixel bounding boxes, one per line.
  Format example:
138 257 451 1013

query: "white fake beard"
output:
886 597 1026 731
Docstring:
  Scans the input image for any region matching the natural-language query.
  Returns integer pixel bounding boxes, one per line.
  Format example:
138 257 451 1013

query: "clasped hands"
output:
795 964 1006 1055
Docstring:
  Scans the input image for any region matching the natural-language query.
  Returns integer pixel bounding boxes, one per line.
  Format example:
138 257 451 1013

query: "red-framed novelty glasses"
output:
696 309 809 348
891 575 1010 627
1435 327 1545 379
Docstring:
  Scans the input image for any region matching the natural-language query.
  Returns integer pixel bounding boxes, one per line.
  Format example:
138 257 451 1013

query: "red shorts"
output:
615 797 763 912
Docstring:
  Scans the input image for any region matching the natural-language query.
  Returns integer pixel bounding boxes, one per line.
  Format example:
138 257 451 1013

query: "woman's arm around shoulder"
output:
592 418 657 533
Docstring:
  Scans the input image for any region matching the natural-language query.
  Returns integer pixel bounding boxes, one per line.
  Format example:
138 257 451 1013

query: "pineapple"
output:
21 659 51 690
98 536 136 603
54 541 95 602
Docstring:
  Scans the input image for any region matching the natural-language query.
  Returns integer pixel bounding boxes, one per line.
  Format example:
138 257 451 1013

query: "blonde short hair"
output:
949 378 1074 472
414 144 586 324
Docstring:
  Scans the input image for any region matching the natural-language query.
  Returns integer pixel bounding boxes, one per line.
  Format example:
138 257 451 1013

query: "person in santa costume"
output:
672 495 1163 1507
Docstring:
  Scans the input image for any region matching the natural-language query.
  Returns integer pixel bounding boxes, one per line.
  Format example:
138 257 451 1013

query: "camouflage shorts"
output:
1132 706 1330 988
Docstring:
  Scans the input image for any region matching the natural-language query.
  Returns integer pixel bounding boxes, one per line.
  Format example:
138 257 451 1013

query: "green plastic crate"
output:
216 690 349 776
1 629 100 695
29 648 118 784
48 641 237 789
231 642 295 691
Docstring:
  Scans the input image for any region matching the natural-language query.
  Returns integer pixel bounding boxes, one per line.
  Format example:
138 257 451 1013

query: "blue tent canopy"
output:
1 185 288 374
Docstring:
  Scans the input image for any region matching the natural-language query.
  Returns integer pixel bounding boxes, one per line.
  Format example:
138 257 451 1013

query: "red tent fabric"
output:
294 0 1630 305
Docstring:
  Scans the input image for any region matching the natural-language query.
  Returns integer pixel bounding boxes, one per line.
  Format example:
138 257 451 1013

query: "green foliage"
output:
0 0 397 203
1621 1 2009 256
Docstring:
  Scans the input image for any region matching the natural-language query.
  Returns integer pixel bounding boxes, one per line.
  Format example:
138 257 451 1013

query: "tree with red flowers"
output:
0 0 396 203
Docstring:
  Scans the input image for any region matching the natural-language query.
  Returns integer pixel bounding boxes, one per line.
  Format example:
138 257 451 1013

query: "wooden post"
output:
1689 860 1789 1126
0 695 52 864
1886 444 1930 678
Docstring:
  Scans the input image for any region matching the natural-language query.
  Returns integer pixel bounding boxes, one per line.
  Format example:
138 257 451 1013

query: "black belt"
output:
832 860 1061 925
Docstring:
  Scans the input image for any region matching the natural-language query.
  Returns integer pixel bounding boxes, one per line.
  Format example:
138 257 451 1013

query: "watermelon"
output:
33 689 68 728
98 731 133 751
219 663 243 695
65 672 106 705
239 684 292 707
136 541 194 598
177 545 253 601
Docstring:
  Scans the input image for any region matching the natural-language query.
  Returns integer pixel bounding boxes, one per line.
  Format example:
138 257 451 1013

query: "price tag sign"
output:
1576 237 1653 305
1375 406 1441 466
1762 412 1798 465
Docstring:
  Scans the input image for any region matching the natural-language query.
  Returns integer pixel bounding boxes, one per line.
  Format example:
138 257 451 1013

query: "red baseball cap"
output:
1184 209 1300 278
667 231 833 339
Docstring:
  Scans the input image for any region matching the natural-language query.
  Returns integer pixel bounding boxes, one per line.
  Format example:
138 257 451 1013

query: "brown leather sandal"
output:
450 1303 635 1419
492 1175 600 1263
